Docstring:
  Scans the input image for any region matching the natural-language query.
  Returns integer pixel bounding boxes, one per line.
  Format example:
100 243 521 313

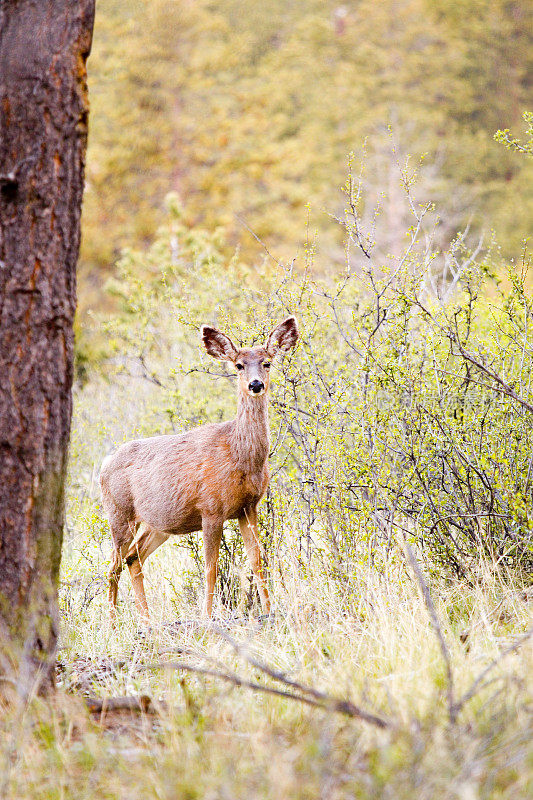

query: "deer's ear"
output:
201 326 238 361
265 316 299 358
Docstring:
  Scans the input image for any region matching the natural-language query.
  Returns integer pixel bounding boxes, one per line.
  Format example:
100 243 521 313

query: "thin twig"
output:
434 366 531 409
414 298 533 414
452 624 533 718
404 541 456 723
454 345 533 414
233 213 285 268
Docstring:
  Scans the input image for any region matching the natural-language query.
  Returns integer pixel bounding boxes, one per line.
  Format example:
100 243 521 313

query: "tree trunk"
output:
0 1 95 696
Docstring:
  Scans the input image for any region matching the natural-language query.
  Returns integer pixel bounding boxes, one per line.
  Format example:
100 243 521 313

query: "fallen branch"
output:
211 624 378 712
157 622 389 727
404 542 533 723
85 694 153 714
139 658 388 728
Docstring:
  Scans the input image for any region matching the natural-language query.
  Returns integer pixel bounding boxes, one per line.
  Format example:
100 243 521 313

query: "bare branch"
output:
139 644 388 728
85 695 154 714
414 298 533 414
404 541 456 723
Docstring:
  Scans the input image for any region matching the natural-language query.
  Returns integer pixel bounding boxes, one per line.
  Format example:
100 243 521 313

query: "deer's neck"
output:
232 392 270 473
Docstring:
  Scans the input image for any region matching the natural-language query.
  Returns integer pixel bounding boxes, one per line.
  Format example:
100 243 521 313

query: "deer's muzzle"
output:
248 380 265 395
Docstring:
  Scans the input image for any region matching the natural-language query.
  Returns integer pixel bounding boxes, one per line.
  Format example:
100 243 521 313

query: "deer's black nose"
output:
249 380 264 394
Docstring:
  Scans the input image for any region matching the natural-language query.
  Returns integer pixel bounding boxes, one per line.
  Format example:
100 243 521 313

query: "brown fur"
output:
100 317 298 620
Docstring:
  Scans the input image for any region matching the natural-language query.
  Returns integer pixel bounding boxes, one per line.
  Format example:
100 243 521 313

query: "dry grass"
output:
1 537 531 799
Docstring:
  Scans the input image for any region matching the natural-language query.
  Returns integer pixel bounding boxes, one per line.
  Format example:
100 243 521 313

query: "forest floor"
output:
2 536 531 799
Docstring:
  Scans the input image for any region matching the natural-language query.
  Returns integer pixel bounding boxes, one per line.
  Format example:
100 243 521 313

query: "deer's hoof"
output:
135 623 152 640
257 611 276 626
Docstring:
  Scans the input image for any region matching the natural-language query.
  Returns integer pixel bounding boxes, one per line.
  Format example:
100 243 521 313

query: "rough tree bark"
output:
0 1 95 695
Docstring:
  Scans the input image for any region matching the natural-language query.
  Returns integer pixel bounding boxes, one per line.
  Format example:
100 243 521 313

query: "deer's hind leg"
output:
109 545 125 619
125 525 169 621
103 497 137 621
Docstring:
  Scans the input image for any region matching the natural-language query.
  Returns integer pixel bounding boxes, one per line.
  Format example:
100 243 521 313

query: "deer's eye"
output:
263 362 271 369
236 363 244 371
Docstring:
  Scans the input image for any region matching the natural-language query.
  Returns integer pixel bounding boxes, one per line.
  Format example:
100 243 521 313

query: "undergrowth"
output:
2 166 532 799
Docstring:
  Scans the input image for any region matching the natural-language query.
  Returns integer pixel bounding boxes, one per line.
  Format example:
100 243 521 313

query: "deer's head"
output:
201 317 299 397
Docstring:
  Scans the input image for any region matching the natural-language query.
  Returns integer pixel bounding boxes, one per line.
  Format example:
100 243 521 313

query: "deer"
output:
100 316 299 623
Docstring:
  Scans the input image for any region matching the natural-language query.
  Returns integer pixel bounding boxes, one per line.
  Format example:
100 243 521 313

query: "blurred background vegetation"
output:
80 0 533 327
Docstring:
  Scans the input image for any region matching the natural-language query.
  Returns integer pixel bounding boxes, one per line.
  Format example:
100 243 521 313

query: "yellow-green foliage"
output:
87 187 533 577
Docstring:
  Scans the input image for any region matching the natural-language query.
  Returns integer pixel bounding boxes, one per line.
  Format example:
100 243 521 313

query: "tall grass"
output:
2 514 532 798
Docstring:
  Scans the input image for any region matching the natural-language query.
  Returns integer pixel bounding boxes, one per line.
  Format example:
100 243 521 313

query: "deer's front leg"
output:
202 516 223 617
238 506 271 615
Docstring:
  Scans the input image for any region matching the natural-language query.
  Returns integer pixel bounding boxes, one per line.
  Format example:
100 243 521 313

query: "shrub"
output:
88 182 533 599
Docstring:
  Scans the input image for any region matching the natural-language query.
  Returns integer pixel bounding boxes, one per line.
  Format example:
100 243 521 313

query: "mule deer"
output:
100 317 299 621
